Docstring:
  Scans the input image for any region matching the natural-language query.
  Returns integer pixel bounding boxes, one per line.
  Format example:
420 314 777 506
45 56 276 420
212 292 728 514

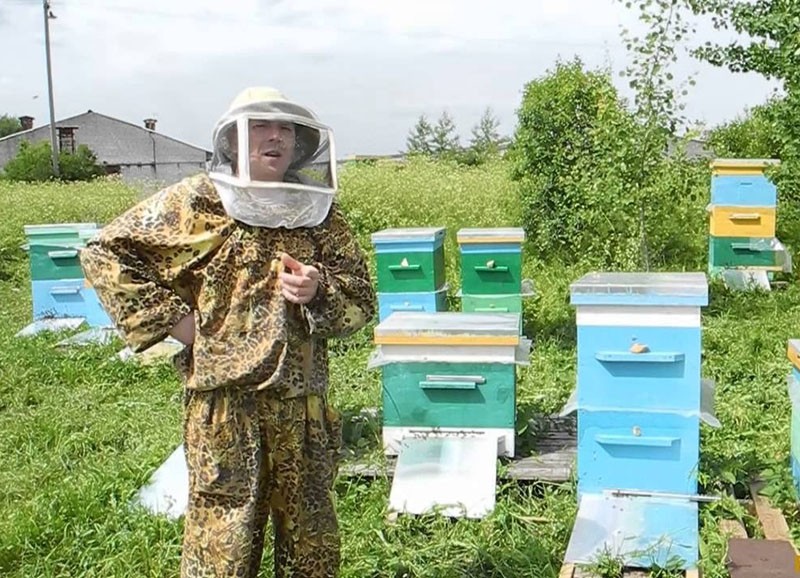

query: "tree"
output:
0 114 22 138
430 111 460 158
614 0 697 269
405 114 434 156
468 107 508 160
685 0 800 246
2 140 105 182
706 96 783 159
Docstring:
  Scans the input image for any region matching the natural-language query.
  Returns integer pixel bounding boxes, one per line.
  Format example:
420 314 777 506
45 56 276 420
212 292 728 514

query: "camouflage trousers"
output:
179 387 342 578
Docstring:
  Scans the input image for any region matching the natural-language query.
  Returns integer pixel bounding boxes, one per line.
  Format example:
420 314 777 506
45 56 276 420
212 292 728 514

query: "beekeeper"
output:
80 87 376 578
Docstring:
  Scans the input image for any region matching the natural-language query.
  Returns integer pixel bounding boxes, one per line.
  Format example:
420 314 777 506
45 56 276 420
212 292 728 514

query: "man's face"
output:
232 119 296 181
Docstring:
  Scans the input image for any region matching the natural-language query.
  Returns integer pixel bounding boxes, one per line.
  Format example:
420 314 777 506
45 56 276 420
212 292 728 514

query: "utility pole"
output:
43 0 59 176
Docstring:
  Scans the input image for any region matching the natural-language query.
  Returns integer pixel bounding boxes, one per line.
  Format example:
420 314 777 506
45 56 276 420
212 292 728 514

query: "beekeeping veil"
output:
208 87 337 229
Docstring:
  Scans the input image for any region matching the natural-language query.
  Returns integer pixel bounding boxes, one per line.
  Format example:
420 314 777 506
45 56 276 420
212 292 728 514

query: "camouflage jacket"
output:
80 173 376 397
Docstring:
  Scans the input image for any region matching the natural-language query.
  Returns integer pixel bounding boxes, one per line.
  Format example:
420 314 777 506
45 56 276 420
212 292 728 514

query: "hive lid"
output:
24 223 100 236
370 227 446 244
373 311 521 345
569 272 708 306
710 158 780 169
457 227 525 244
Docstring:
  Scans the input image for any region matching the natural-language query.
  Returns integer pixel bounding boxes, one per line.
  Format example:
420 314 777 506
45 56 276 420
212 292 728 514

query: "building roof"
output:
0 110 210 166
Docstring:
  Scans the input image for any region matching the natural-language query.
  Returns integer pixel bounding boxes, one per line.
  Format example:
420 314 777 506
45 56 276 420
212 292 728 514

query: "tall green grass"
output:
1 162 799 577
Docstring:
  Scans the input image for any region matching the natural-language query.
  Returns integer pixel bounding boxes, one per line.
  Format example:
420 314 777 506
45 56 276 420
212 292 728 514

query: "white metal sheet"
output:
388 435 498 519
15 317 86 337
564 492 699 569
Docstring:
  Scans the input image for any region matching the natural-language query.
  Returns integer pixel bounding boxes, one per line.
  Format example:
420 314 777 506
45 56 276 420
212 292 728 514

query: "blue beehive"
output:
24 224 112 328
562 272 717 571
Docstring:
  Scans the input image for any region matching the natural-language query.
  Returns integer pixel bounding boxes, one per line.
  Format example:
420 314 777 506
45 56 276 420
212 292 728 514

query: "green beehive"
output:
708 236 789 270
29 242 86 281
457 228 525 296
371 227 447 293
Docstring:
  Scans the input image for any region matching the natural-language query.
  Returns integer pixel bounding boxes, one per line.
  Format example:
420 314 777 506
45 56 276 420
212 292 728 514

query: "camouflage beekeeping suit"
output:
80 87 376 578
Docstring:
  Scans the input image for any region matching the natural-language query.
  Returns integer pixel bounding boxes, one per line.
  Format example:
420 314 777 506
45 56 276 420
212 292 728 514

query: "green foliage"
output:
686 0 800 85
686 0 800 249
509 1 707 271
0 114 22 138
429 111 461 159
510 58 636 266
616 0 698 269
706 97 783 159
2 140 106 183
509 57 706 269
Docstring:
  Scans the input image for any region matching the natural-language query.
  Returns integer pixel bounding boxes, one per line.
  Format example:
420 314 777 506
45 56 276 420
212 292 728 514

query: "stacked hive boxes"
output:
370 310 530 518
24 223 112 327
370 227 449 323
563 272 715 570
708 158 791 276
456 228 531 327
787 340 800 496
372 311 528 459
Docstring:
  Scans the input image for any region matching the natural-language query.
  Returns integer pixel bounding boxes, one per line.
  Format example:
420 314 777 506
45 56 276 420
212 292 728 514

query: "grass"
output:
1 159 800 577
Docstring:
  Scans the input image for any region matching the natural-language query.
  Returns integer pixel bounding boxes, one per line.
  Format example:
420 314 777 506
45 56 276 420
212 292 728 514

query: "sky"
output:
0 0 782 157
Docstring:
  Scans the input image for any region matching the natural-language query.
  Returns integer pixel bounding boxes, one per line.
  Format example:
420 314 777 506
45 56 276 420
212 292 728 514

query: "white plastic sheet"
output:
15 317 86 337
131 444 188 520
558 379 721 427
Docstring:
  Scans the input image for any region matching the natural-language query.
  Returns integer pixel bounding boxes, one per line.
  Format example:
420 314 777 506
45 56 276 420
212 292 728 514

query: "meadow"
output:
1 156 799 577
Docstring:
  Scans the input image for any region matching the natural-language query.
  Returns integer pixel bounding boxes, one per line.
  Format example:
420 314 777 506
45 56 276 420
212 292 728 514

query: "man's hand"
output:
169 312 196 346
279 252 320 305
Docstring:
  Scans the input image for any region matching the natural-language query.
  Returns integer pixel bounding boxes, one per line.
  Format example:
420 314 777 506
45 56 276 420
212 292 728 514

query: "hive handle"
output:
474 265 509 273
48 249 79 259
50 286 81 296
389 304 425 312
728 213 761 221
595 351 685 363
419 374 486 390
595 434 679 448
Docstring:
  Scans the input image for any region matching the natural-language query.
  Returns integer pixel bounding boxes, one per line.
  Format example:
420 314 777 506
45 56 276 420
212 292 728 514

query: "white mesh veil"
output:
208 87 338 229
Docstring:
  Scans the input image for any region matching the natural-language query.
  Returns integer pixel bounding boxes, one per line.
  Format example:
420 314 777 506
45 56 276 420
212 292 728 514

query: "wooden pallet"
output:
722 480 798 578
339 413 576 483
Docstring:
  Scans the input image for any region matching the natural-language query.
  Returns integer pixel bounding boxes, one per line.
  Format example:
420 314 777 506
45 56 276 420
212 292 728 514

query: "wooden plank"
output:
557 563 574 578
340 451 575 482
727 538 797 578
749 481 794 544
720 518 749 539
340 413 576 482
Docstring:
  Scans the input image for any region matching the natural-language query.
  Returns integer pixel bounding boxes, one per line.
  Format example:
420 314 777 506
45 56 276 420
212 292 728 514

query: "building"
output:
0 111 211 185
